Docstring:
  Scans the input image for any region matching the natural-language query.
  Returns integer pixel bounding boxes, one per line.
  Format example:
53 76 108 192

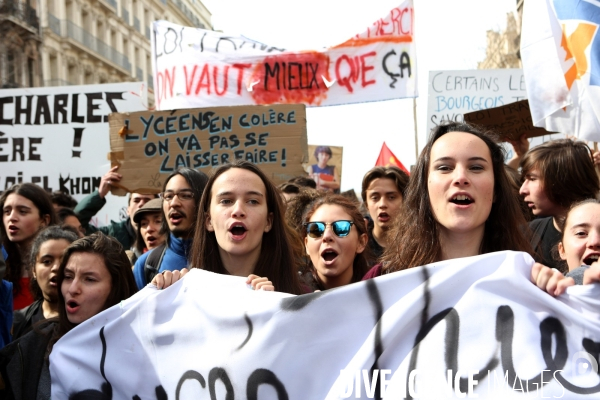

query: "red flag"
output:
375 142 409 174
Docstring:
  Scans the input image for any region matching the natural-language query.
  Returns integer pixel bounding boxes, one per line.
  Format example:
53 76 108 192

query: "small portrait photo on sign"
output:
304 145 343 194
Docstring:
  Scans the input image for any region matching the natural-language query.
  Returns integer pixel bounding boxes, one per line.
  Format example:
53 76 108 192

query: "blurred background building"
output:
0 0 212 90
478 0 524 69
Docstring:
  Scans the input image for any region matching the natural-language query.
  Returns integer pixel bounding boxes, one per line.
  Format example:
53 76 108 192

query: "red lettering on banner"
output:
335 51 377 93
156 67 176 107
361 52 376 87
232 63 251 95
213 65 229 96
184 65 198 95
250 52 330 105
184 64 250 97
195 64 211 95
343 7 413 47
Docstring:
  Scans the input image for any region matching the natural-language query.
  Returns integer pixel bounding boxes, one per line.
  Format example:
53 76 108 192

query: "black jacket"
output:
11 300 42 341
0 321 55 400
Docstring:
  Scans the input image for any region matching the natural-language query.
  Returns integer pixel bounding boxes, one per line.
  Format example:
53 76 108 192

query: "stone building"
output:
478 0 524 69
0 0 43 88
0 0 211 90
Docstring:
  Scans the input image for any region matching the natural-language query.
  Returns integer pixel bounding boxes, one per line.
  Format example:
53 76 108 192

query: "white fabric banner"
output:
520 0 600 141
151 1 417 111
51 251 600 399
0 83 147 226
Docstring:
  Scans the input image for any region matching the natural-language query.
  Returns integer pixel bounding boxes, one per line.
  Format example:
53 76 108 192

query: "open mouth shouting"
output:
450 194 474 206
583 254 600 266
321 248 339 265
7 224 19 237
228 223 248 240
65 300 80 314
378 212 390 223
168 211 186 226
49 275 58 287
145 235 158 247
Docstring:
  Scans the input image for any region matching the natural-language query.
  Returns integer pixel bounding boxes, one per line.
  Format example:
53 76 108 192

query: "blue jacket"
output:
0 280 13 348
133 234 192 290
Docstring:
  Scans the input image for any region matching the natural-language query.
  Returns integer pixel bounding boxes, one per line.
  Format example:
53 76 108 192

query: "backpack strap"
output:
144 244 167 285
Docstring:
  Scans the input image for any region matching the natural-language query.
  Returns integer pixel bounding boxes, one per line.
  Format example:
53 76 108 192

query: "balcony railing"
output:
49 14 131 73
48 13 61 35
121 7 129 24
134 17 140 32
0 0 40 30
136 67 143 81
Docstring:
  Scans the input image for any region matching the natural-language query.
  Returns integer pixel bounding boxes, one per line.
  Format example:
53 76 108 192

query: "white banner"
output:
152 1 417 111
51 251 600 399
0 83 147 226
427 69 565 156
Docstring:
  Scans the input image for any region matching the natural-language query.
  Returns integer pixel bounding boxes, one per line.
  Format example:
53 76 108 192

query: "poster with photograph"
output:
304 145 343 193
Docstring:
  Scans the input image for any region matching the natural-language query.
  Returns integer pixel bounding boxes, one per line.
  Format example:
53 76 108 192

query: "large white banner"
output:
0 83 146 226
152 1 417 111
51 251 600 399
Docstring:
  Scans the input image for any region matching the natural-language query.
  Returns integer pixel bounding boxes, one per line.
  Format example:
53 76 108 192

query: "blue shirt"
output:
133 233 192 290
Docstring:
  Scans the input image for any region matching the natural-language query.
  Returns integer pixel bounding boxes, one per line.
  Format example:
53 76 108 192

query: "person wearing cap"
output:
132 198 167 258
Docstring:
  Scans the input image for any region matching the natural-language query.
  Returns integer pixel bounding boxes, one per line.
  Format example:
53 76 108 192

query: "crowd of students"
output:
1 121 600 398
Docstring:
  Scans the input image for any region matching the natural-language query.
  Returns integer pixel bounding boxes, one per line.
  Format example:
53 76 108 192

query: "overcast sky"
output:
201 0 518 192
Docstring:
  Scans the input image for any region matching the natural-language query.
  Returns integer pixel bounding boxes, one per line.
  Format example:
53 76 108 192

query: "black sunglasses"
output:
304 220 354 238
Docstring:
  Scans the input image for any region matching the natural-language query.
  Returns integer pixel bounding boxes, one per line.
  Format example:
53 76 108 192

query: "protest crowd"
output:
1 119 600 397
1 0 600 397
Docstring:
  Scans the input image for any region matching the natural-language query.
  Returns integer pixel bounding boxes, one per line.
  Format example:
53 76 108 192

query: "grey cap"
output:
133 198 163 224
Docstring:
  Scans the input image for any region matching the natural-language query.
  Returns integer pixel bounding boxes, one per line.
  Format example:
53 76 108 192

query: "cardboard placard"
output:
463 99 551 141
108 104 308 194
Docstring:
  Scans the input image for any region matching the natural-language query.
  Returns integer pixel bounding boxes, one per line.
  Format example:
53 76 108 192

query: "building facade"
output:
478 0 524 70
0 0 211 90
0 0 43 88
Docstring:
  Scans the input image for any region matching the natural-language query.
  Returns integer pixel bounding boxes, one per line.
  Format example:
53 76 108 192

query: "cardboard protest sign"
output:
0 83 145 226
464 99 551 141
304 144 343 193
152 1 417 110
51 251 600 399
108 104 307 194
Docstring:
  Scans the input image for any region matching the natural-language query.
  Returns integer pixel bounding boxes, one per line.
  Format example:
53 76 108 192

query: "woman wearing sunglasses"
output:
364 122 573 296
302 194 370 290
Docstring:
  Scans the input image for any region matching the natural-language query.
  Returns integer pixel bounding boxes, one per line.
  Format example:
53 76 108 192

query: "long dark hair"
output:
302 194 370 289
29 226 78 301
49 232 137 353
382 122 533 273
191 160 304 295
0 183 57 294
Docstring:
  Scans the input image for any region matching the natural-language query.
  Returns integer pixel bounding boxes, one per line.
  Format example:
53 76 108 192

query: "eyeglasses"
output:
159 190 194 202
304 220 354 238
